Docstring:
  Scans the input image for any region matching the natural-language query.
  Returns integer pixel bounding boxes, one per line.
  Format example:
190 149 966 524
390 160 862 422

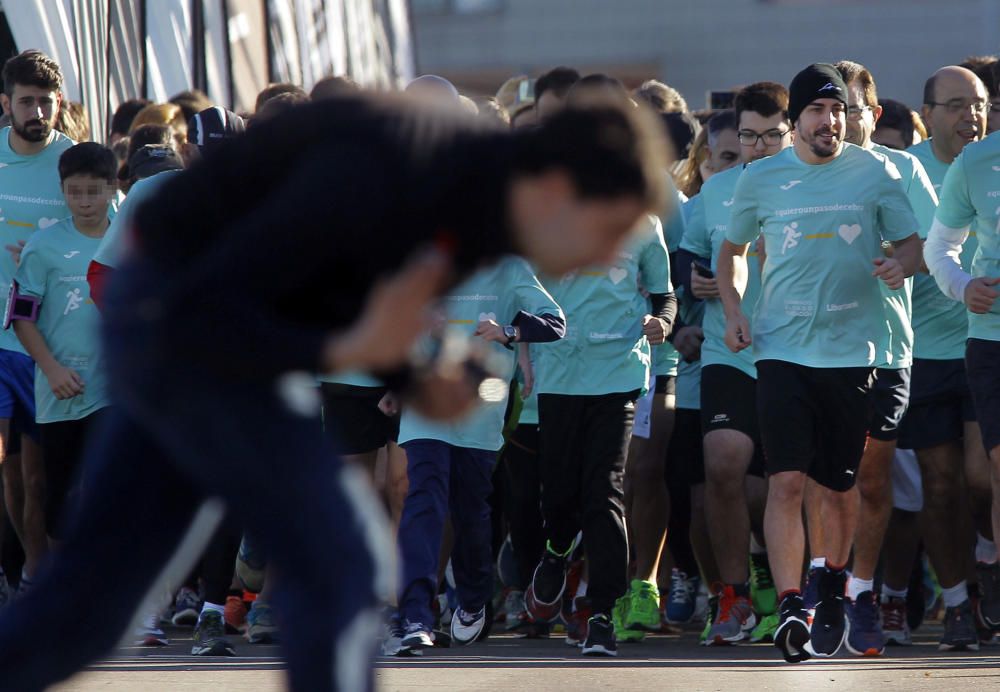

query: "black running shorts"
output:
699 364 766 478
897 358 976 450
966 338 1000 454
320 382 400 455
868 367 911 442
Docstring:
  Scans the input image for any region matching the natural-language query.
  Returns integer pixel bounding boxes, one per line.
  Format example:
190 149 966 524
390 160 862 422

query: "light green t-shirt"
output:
725 143 918 368
934 132 1000 343
909 139 978 360
871 143 939 369
0 129 75 354
397 256 562 451
92 170 180 269
651 183 688 378
317 370 382 387
14 218 108 423
680 165 762 378
536 214 671 396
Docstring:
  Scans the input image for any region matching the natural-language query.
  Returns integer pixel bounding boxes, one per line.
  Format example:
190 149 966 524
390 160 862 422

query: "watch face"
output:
504 326 517 340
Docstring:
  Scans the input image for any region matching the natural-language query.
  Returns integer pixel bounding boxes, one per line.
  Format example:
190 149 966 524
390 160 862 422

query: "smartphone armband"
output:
3 281 40 330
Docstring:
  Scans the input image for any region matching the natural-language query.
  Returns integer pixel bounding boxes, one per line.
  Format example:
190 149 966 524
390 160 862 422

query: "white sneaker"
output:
134 612 169 646
451 606 486 645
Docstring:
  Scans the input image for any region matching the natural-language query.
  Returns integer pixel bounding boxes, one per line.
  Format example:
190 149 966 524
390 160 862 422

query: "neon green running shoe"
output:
626 579 662 632
699 594 719 646
750 612 780 643
613 595 644 642
750 553 778 617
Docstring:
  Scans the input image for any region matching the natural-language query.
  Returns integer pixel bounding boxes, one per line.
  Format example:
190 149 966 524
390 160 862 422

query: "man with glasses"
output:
680 82 791 646
717 64 922 663
899 65 994 652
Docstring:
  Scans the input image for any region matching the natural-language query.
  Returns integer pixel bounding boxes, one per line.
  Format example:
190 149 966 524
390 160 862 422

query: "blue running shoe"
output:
665 569 699 624
802 566 824 621
845 591 885 657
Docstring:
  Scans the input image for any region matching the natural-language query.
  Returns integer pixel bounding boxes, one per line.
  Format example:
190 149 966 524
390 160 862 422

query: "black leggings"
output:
501 424 544 589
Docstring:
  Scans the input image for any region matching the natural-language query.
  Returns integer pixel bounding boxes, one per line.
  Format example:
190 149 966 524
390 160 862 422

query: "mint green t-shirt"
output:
675 196 705 410
934 132 1000 343
725 144 919 368
0 129 75 353
536 214 671 396
680 165 763 378
317 371 382 387
397 256 562 451
872 144 939 369
14 218 108 423
92 170 180 269
909 139 978 360
651 184 688 378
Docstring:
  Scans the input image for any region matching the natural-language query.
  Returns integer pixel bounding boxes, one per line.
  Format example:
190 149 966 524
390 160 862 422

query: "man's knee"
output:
767 471 806 505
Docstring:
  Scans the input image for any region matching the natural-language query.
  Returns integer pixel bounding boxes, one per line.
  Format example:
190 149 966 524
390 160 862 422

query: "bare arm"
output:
717 238 752 353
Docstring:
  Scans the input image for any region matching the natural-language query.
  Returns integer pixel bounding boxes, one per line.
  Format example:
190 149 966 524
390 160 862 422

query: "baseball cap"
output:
187 106 246 154
127 145 184 180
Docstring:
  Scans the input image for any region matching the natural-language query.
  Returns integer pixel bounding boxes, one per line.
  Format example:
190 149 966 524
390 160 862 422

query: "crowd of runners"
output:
0 42 997 691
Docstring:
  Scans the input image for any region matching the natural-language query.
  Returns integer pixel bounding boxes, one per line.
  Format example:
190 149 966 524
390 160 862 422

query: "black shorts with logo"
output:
897 358 976 450
320 383 400 455
966 339 1000 453
756 360 875 492
868 367 911 442
699 364 766 478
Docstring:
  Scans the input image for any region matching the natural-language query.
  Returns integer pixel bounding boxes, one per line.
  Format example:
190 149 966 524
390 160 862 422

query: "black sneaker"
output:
802 566 824 617
525 544 569 622
807 568 846 657
191 610 236 656
976 562 1000 630
581 614 617 657
940 599 980 651
774 594 811 663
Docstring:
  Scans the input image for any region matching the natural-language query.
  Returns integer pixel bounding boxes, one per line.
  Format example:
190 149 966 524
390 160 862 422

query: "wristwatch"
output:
503 325 518 346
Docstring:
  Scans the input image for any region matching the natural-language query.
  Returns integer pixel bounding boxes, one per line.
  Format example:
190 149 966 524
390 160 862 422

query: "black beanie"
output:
788 63 848 125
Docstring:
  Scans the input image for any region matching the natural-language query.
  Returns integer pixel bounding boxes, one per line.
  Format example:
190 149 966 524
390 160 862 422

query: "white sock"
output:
882 585 907 601
976 533 998 564
810 557 826 570
941 581 968 609
847 575 874 601
199 601 225 622
750 534 766 556
576 579 588 599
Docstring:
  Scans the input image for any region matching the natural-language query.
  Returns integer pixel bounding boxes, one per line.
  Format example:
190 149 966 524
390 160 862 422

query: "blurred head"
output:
55 101 90 142
169 89 213 123
187 107 246 157
129 103 188 155
675 127 710 198
872 98 916 150
508 95 667 275
310 75 360 101
921 66 989 162
254 83 308 113
118 124 175 191
58 142 116 226
835 60 881 148
496 75 534 123
473 96 509 129
1 50 63 145
661 110 701 162
252 92 308 127
704 109 740 176
734 81 791 163
109 98 151 145
509 104 536 129
634 80 688 114
789 64 848 163
406 75 461 107
534 66 579 122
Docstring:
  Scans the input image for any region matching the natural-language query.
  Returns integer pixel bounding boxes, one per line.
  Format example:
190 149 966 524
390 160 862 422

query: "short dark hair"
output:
119 124 174 182
835 60 879 107
169 89 213 123
252 92 309 126
59 142 116 183
922 74 939 106
254 83 308 113
2 50 63 98
734 81 789 123
110 99 152 137
534 66 580 103
570 74 629 102
706 109 738 144
875 98 916 148
513 95 667 211
310 75 360 100
960 55 999 97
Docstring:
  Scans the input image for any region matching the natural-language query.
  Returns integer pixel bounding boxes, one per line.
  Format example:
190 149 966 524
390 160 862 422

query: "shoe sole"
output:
136 636 169 646
774 618 811 663
939 641 980 651
401 634 434 650
191 642 236 656
581 644 617 656
451 618 486 646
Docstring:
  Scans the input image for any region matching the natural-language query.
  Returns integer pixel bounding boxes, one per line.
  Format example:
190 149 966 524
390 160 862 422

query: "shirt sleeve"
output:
925 218 972 302
14 237 47 300
507 257 565 334
661 185 688 252
638 215 672 295
725 168 760 246
876 156 920 243
905 156 940 238
935 150 977 231
679 194 711 257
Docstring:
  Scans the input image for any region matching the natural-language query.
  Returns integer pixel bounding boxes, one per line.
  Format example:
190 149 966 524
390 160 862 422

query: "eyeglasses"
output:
846 105 872 120
926 99 991 115
737 128 790 146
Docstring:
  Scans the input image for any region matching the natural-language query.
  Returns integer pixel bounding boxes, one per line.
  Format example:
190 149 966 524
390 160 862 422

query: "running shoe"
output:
451 605 487 646
625 579 662 632
504 589 529 631
706 585 756 645
939 599 979 652
750 612 780 643
382 612 417 657
400 620 435 651
245 601 280 644
525 542 570 623
496 535 520 589
134 612 169 647
774 593 811 663
612 594 644 642
224 594 248 634
970 591 995 646
881 595 911 646
564 596 591 647
665 569 699 624
171 586 202 627
235 534 266 594
582 614 617 657
699 592 719 645
750 552 778 616
845 591 884 657
802 565 823 621
807 568 846 657
976 562 1000 630
191 610 236 656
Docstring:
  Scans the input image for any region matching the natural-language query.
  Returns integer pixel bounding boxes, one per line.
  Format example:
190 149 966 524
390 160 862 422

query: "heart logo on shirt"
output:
608 267 628 284
0 163 8 169
478 312 497 323
37 217 59 229
723 198 734 207
992 165 1000 172
838 224 862 245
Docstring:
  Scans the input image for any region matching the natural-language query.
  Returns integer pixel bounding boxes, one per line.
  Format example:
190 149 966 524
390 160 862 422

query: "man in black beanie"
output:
715 63 923 663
